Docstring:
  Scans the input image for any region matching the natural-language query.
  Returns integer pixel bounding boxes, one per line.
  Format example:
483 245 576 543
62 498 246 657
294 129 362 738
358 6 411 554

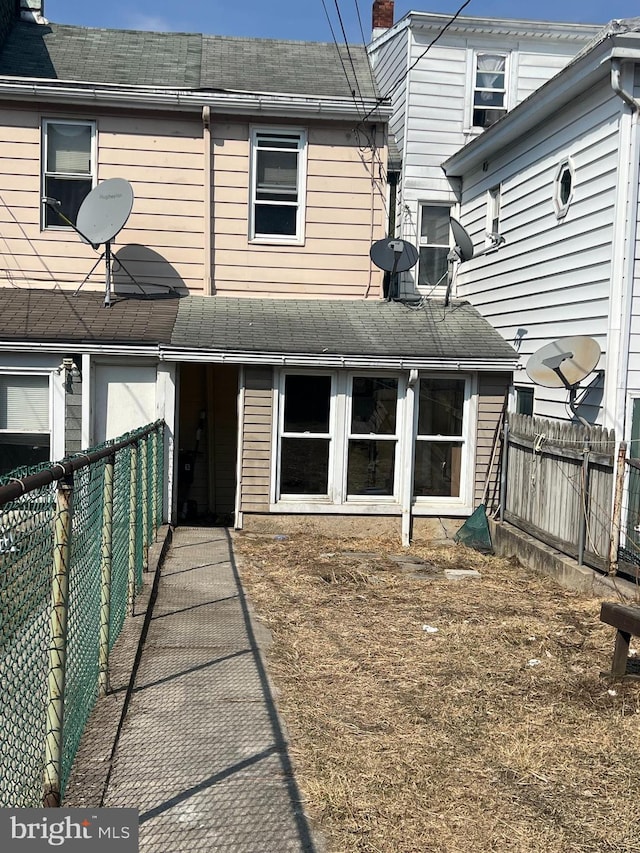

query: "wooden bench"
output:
600 602 640 680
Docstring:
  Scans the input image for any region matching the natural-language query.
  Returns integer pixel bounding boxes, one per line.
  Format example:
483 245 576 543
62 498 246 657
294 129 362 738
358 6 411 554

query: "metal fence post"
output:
99 454 115 695
43 474 74 808
142 437 149 571
128 442 139 613
577 439 590 567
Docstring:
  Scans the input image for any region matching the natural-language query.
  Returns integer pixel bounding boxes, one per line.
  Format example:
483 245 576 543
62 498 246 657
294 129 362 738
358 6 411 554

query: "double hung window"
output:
250 128 307 243
472 53 507 129
0 374 51 474
418 205 451 290
279 374 333 496
42 119 95 228
414 377 467 498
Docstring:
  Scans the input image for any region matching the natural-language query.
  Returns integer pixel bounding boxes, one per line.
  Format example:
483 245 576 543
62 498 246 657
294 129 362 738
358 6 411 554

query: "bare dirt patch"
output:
235 532 640 853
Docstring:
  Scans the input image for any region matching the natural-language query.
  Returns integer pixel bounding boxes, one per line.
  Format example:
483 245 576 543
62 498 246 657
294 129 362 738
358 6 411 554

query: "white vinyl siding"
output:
455 77 619 422
368 21 596 298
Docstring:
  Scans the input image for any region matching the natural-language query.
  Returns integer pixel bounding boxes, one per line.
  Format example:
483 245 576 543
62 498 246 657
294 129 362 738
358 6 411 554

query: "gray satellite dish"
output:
450 217 474 262
72 178 135 307
370 238 419 274
370 238 419 301
526 336 601 428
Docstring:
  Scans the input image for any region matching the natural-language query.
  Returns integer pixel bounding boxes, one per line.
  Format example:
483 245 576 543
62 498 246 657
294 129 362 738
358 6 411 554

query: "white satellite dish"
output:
526 336 601 426
44 178 135 307
526 336 601 388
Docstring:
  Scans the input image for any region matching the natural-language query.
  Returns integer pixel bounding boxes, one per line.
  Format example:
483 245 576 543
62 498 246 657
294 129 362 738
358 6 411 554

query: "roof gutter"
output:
158 346 519 372
0 341 161 358
0 79 392 121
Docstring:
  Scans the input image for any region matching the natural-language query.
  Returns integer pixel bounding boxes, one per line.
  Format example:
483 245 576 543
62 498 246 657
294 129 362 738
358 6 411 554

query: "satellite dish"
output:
526 336 601 389
370 238 419 274
76 178 134 247
61 178 135 307
450 217 474 262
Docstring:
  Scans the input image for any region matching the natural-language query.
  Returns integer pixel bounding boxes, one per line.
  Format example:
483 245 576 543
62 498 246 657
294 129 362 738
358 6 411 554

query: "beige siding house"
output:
0 2 517 543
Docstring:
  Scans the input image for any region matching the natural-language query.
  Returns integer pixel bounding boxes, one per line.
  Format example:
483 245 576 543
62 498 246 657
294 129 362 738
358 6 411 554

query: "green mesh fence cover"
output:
0 487 54 806
454 504 494 554
0 421 164 806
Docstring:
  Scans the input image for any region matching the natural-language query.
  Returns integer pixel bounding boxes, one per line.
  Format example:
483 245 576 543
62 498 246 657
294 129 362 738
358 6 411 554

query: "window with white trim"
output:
276 372 401 502
347 377 399 497
42 119 95 229
418 205 451 290
472 52 507 129
279 373 333 496
554 159 574 219
414 377 468 498
250 128 307 243
486 185 500 243
0 374 51 473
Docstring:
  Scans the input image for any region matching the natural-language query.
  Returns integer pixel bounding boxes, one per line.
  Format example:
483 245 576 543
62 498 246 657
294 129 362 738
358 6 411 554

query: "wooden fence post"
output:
608 441 627 575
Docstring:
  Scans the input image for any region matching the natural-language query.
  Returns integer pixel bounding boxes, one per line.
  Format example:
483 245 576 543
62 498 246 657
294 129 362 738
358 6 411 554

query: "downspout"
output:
607 60 640 440
202 106 213 296
401 368 419 547
607 59 640 548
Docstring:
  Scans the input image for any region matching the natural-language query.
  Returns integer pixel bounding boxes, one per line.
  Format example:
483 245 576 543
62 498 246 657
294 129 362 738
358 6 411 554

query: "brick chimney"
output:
372 0 394 31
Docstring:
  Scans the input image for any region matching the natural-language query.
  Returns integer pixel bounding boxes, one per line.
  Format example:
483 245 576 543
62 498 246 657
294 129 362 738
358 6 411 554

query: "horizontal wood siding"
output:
0 105 205 294
475 373 509 509
456 78 620 423
241 367 274 512
212 120 386 298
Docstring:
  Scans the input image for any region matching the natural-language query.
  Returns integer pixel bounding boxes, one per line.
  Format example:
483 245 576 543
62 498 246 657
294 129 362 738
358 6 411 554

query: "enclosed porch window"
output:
414 377 467 498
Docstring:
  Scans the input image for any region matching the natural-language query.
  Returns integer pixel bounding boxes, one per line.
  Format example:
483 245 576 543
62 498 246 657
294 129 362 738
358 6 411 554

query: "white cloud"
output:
124 13 176 32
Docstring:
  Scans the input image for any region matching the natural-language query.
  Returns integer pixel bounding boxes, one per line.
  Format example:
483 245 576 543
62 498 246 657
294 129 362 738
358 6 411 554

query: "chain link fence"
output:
0 421 165 807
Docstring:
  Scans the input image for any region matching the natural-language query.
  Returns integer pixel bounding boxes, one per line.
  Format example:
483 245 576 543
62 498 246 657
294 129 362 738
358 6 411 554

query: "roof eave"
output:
0 78 392 120
443 37 625 177
159 346 518 371
406 11 601 39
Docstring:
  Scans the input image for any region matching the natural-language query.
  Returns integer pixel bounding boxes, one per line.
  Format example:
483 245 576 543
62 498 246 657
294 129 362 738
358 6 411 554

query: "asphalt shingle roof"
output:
0 21 378 99
170 297 517 361
0 288 180 345
0 290 516 363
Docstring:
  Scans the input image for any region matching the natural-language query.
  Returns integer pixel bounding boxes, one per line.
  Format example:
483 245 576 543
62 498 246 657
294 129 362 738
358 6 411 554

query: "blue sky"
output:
44 1 640 41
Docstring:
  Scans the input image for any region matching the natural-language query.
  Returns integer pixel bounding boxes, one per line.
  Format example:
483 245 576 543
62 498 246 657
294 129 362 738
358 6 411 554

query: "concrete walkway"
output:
102 526 319 853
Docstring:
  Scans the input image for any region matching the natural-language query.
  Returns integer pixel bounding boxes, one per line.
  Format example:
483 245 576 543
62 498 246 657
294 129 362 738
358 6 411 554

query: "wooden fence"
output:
504 414 616 572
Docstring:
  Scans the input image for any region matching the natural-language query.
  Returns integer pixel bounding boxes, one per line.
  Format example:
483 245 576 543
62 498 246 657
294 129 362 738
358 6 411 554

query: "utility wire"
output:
358 0 474 125
332 0 367 115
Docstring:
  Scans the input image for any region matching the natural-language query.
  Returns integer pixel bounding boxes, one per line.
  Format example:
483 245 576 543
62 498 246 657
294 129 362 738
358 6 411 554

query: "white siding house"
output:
442 20 640 445
368 7 601 299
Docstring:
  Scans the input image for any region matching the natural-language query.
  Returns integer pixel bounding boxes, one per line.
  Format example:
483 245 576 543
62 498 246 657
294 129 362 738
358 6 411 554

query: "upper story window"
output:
486 185 501 246
472 53 508 129
250 127 307 244
418 204 451 290
42 119 96 229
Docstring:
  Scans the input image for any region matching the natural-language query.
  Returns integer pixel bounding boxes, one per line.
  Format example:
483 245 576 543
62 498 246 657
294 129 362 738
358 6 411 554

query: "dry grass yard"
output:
235 532 640 853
